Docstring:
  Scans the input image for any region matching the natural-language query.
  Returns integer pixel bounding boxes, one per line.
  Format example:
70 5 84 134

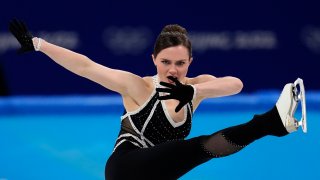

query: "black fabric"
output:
114 92 193 151
156 76 194 112
8 19 35 54
105 106 289 179
0 64 8 96
105 137 211 180
220 106 289 146
201 131 245 158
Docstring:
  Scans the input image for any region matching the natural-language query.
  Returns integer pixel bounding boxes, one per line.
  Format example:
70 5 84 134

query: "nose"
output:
168 64 178 75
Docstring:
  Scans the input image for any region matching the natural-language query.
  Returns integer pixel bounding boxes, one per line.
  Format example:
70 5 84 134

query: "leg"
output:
201 106 287 157
105 137 212 180
107 104 286 180
202 78 307 157
105 79 307 179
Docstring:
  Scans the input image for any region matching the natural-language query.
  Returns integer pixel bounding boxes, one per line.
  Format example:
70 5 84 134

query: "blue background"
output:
0 95 319 180
0 1 319 179
0 0 319 95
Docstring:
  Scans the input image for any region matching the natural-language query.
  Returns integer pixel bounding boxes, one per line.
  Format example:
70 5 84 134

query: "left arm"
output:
156 74 243 112
189 74 243 100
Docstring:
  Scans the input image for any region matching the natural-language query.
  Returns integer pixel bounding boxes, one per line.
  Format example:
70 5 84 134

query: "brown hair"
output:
153 24 192 59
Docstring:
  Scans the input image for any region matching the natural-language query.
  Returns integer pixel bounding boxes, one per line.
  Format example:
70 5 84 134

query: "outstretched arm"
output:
9 19 148 96
191 74 243 100
35 38 147 95
156 75 243 112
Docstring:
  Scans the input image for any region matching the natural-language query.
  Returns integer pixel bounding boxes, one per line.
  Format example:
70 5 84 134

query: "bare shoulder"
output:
122 76 154 111
142 76 155 88
186 74 216 85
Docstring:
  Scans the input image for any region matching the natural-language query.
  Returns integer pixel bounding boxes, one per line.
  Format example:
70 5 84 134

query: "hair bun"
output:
161 24 187 35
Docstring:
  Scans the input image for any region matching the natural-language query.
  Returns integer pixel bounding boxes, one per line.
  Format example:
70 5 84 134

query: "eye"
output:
176 61 186 66
161 60 170 65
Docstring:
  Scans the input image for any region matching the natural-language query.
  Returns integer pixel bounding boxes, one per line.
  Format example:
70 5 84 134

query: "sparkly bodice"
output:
113 76 193 151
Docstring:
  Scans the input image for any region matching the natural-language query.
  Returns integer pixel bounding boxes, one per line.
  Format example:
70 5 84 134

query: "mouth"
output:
167 76 178 84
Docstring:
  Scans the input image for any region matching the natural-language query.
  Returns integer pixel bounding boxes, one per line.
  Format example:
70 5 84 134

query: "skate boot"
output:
276 78 307 133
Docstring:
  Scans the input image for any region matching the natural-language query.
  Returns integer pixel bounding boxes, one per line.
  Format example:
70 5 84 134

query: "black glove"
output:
156 76 195 112
8 19 35 54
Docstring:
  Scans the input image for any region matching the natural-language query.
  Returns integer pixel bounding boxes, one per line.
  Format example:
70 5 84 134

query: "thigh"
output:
106 137 211 180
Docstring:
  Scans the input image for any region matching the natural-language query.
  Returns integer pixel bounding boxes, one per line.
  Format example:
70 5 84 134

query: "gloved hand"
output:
8 19 35 54
156 76 195 112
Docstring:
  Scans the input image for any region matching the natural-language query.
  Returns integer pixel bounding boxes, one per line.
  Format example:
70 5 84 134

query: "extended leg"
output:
202 78 307 157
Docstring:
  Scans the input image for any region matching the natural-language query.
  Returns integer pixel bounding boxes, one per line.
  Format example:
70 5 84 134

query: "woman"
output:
9 19 306 180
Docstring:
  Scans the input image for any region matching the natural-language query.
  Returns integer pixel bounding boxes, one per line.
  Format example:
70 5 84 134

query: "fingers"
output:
9 21 19 35
8 25 19 37
20 21 29 33
175 103 184 112
158 76 182 89
167 76 181 85
156 87 172 93
10 19 23 34
9 19 28 35
14 19 27 33
8 19 34 54
159 82 176 89
9 22 23 41
9 25 23 45
9 26 24 45
158 95 174 100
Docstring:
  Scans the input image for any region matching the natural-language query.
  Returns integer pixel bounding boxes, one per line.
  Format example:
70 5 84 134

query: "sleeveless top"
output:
113 75 194 151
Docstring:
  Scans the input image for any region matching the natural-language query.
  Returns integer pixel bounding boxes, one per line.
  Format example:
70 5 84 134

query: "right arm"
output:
9 19 149 106
35 38 149 97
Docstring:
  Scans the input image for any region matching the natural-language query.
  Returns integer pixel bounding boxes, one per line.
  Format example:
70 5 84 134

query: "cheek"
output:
156 64 169 76
178 66 189 74
156 64 165 71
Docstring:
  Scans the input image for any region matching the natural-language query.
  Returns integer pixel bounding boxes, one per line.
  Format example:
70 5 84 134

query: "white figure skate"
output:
276 78 307 133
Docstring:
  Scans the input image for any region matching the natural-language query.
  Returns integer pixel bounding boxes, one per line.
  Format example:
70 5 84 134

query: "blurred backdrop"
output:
1 1 320 180
0 0 319 95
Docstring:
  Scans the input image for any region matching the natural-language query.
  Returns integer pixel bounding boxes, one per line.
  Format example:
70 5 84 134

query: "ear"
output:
189 57 193 64
152 54 157 66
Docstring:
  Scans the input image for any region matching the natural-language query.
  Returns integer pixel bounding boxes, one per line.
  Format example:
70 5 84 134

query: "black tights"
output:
105 106 288 180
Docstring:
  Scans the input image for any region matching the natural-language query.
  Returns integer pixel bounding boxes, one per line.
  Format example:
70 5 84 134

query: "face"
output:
152 45 192 84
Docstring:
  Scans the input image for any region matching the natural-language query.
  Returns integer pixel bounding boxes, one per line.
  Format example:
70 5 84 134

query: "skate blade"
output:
294 78 307 133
